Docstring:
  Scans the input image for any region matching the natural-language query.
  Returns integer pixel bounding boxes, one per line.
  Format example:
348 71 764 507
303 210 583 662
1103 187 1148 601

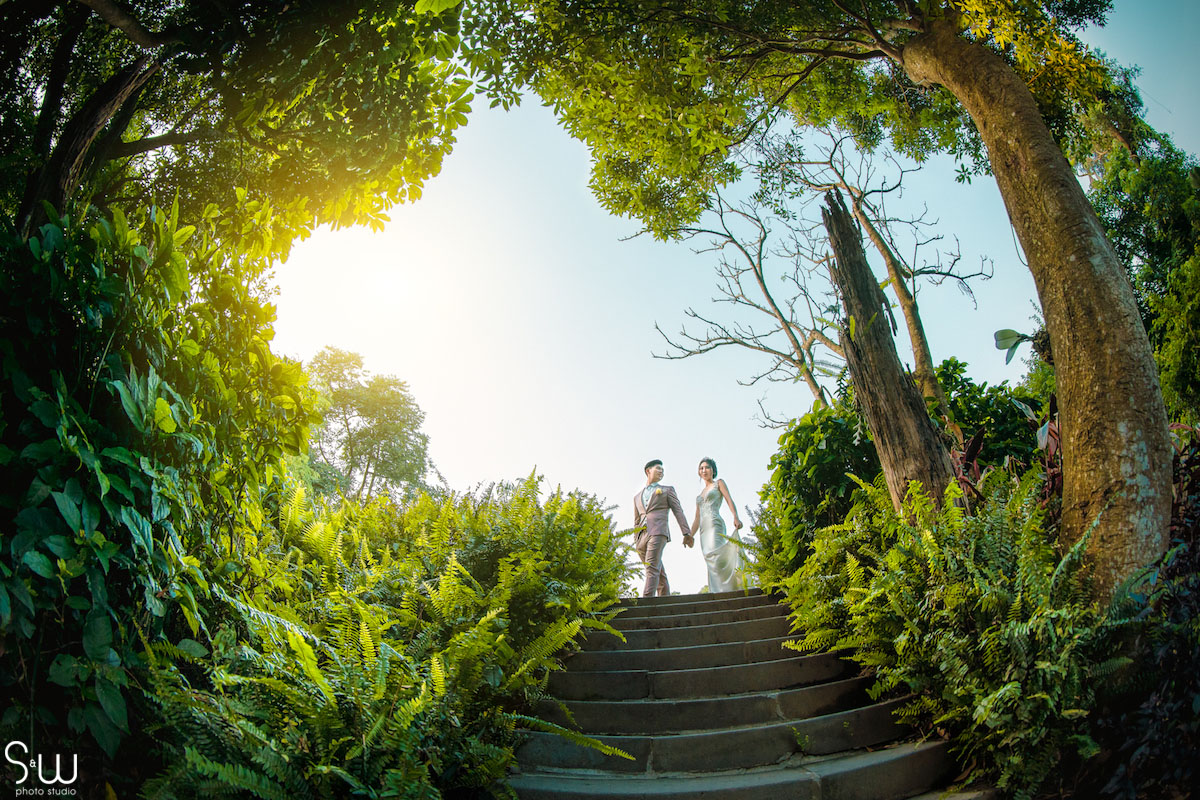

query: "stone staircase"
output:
507 588 989 800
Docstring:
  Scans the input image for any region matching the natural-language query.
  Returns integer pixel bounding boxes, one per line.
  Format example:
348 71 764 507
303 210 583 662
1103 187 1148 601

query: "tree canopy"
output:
475 0 1114 235
1 0 490 255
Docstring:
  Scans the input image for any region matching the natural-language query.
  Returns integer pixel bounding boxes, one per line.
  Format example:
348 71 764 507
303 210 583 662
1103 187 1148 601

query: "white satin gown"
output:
697 484 744 593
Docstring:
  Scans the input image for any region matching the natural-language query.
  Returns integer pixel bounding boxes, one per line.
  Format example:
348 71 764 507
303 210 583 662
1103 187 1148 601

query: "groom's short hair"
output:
644 459 663 474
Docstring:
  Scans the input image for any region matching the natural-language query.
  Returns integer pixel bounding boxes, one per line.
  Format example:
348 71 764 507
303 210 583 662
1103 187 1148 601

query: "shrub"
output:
749 397 880 589
0 201 314 780
139 475 633 799
781 470 1135 799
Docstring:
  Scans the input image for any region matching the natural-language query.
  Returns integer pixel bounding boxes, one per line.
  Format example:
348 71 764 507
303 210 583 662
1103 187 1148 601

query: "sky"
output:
270 1 1200 595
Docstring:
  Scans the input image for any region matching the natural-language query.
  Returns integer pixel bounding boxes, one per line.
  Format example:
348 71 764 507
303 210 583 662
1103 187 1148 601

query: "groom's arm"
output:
666 489 694 542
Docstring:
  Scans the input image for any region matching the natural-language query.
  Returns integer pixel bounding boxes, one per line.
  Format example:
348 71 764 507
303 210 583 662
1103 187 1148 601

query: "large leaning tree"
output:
474 0 1171 599
1 0 487 255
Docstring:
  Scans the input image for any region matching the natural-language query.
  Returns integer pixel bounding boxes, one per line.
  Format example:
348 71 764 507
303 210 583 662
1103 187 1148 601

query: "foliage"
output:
473 0 1115 236
140 475 632 799
0 200 315 766
1089 138 1200 423
779 470 1134 799
307 347 432 503
1 1 490 254
751 360 1045 590
935 357 1042 468
748 397 880 588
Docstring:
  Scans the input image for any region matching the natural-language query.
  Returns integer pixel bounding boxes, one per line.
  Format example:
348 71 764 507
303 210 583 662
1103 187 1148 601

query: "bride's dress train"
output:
697 485 743 593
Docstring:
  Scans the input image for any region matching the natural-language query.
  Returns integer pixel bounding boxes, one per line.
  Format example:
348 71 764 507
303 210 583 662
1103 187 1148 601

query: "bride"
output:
690 457 745 593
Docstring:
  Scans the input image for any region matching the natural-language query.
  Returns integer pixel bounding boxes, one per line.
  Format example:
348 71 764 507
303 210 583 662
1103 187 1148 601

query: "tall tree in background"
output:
1 0 485 254
481 0 1171 599
308 347 431 502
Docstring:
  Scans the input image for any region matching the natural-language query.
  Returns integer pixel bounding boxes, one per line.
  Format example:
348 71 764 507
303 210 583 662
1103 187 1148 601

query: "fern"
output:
182 747 291 800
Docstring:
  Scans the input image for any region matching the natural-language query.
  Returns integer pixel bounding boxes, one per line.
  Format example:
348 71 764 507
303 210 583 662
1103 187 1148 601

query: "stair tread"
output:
542 676 873 735
509 740 952 799
517 696 911 773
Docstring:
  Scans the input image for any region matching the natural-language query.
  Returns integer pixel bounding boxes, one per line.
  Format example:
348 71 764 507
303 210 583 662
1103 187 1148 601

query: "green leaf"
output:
23 550 55 578
95 676 129 732
177 639 209 658
111 381 143 430
415 0 464 14
52 490 83 533
286 629 335 705
179 339 201 357
85 702 122 758
83 611 114 661
154 397 177 433
48 654 80 687
120 507 153 552
993 329 1026 350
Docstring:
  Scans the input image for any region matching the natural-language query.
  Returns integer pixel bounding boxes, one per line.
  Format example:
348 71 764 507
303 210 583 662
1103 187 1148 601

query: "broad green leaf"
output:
48 654 79 687
415 0 464 14
84 703 121 758
83 612 113 661
111 381 143 430
22 550 55 578
154 397 177 433
177 638 209 658
51 491 83 533
993 329 1026 350
95 676 129 732
120 507 153 552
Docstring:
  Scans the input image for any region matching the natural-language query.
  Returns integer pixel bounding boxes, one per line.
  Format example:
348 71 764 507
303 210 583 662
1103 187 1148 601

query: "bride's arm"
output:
690 500 700 536
718 479 742 529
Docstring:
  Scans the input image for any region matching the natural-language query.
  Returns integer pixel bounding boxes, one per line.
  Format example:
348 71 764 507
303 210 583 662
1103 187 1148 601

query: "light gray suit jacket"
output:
633 485 691 542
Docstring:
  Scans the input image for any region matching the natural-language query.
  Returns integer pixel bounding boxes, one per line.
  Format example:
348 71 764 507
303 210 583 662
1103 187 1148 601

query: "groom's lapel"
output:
646 486 664 510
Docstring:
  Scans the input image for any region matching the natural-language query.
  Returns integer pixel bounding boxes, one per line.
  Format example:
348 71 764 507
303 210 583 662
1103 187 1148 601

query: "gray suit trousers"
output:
635 530 670 597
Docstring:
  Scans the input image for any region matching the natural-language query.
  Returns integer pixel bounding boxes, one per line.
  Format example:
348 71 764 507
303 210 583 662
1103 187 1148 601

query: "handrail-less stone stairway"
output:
508 588 990 800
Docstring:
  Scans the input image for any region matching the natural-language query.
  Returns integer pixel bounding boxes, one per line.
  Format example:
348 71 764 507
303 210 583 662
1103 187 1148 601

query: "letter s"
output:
4 740 29 784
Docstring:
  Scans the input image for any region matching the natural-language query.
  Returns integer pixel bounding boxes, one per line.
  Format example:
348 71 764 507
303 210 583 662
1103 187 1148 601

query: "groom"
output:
633 459 694 597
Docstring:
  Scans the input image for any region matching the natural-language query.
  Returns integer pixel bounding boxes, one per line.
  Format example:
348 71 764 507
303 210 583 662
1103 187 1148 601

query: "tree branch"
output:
75 0 181 49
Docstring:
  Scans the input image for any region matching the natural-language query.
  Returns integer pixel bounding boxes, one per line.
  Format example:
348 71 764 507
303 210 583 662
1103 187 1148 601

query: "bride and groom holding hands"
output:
633 458 745 598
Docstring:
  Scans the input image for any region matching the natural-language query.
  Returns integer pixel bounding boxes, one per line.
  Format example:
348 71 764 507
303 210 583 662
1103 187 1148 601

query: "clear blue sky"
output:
271 1 1200 594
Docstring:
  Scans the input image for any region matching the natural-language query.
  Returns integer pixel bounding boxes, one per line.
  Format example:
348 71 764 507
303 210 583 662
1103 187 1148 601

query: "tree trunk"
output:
901 16 1172 598
17 55 159 237
850 198 952 421
823 191 954 511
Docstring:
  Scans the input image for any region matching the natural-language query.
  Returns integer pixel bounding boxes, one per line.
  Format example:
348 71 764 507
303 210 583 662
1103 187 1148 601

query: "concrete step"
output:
616 588 764 607
614 591 775 620
583 614 792 651
549 650 856 701
507 739 954 800
566 635 801 673
517 696 910 774
539 675 872 735
610 601 788 632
